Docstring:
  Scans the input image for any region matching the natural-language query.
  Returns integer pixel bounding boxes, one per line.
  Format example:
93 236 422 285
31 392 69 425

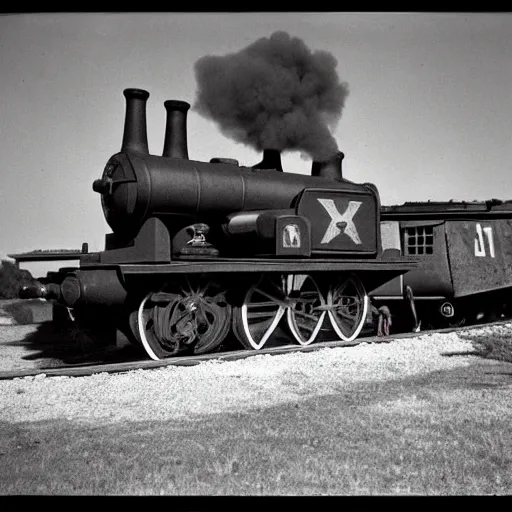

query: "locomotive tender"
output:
29 88 418 360
372 200 512 330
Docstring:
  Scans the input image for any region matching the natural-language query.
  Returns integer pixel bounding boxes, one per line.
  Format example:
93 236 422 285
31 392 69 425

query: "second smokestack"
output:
162 100 190 159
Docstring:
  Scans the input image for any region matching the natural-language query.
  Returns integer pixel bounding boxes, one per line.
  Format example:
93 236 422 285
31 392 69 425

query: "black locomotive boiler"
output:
29 88 417 360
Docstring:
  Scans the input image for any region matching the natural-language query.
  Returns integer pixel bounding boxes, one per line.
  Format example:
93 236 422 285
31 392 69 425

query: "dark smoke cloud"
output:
194 31 349 161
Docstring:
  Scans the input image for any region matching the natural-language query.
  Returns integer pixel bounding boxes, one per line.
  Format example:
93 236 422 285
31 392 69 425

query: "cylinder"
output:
121 88 150 155
162 100 190 159
60 269 127 307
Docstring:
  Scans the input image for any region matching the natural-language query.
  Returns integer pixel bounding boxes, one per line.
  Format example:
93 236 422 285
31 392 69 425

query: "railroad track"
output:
0 320 506 381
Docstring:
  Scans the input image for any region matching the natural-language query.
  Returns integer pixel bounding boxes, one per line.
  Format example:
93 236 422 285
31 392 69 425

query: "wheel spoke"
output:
293 321 315 332
247 310 281 320
246 307 285 348
247 299 282 308
292 309 323 322
332 306 357 321
252 287 286 307
241 301 285 350
327 274 368 342
232 275 287 350
286 274 326 346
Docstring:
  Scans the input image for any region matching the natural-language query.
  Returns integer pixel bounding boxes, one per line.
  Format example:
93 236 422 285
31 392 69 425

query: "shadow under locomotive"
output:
7 321 140 368
21 88 418 361
10 313 343 369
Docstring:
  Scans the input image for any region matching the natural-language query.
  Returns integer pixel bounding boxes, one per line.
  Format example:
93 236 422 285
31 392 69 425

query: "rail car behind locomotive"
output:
24 88 417 360
371 200 512 330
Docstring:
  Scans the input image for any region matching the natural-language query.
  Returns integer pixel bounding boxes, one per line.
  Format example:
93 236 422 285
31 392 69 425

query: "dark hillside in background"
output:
0 260 37 299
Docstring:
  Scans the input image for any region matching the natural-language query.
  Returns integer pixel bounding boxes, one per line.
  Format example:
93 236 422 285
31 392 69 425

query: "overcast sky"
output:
1 12 511 275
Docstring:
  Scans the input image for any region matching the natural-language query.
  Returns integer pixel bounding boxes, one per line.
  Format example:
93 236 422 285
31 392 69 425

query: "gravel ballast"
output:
0 325 494 426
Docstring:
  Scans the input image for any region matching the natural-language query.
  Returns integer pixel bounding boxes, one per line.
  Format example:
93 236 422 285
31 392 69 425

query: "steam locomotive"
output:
25 88 417 360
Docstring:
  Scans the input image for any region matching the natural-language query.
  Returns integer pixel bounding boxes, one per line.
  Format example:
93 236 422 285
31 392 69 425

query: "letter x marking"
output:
317 199 362 244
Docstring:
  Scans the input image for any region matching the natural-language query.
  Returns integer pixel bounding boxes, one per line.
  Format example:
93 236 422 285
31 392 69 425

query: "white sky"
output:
1 12 511 275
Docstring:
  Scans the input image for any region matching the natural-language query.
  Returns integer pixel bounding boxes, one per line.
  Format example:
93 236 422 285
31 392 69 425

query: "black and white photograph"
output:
0 11 511 496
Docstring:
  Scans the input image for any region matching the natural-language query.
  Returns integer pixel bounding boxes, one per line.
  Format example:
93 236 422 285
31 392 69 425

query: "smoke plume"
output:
194 31 349 161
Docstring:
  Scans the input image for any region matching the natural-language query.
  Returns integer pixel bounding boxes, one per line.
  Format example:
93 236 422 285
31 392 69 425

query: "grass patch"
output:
1 361 511 495
460 327 512 364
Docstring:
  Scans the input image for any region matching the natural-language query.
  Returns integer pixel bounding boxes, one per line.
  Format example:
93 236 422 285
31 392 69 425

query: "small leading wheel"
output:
286 274 326 346
327 273 368 342
137 278 231 360
232 275 287 350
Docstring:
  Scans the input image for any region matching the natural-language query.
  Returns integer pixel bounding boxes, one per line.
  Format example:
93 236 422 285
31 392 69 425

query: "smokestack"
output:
162 100 190 159
252 149 283 172
121 88 150 155
311 151 344 180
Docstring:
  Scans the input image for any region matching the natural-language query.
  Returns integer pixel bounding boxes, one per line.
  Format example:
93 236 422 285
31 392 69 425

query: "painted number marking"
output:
474 223 495 258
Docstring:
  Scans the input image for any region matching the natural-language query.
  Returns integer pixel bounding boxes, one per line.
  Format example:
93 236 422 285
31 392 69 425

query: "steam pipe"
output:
162 100 190 159
252 149 283 172
311 151 344 181
121 88 150 155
